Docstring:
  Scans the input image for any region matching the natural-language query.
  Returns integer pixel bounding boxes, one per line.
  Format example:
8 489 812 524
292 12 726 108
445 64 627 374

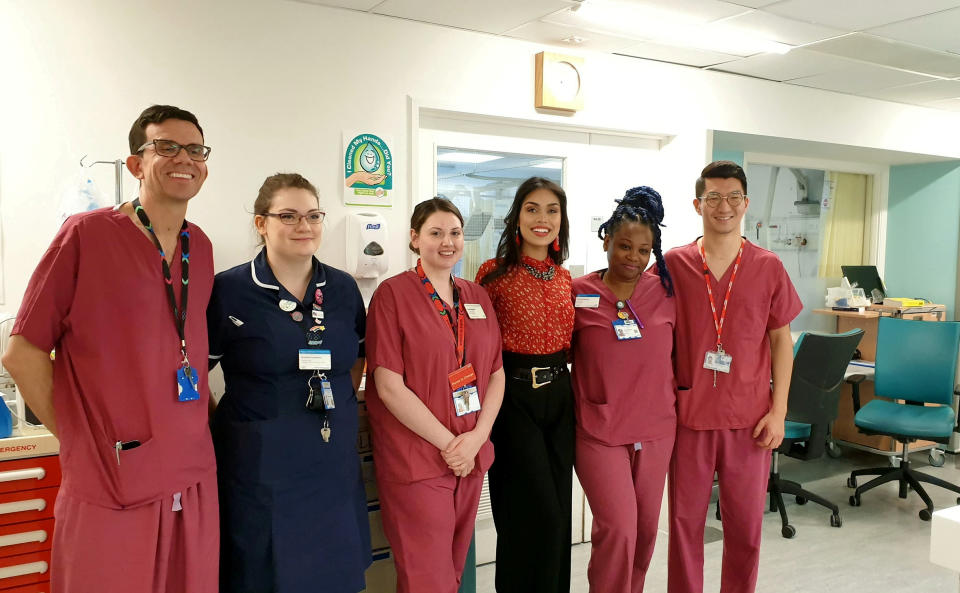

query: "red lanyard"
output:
699 238 744 351
416 259 466 366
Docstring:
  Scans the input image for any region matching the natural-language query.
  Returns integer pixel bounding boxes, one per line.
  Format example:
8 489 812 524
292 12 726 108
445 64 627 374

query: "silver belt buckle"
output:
530 366 552 389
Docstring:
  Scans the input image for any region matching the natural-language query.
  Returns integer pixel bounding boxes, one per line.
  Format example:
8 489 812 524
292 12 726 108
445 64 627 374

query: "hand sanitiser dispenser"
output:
346 212 389 279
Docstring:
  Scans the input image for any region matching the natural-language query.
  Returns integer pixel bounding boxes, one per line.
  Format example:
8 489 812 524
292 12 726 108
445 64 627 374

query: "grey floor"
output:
476 448 960 593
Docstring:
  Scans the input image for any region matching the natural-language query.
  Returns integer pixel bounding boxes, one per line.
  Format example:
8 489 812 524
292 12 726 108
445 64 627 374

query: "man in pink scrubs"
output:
2 105 218 593
665 161 801 593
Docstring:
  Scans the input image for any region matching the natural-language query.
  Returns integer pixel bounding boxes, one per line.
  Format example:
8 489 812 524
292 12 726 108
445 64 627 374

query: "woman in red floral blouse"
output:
476 177 575 593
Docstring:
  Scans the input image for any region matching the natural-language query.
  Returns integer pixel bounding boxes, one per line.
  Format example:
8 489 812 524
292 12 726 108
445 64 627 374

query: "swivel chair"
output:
847 317 960 521
769 328 864 538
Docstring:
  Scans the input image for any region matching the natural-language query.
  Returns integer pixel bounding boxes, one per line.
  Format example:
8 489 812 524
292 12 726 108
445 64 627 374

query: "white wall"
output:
4 0 960 312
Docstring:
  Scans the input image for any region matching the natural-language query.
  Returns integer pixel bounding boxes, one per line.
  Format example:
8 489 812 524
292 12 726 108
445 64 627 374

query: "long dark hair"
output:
479 177 569 285
598 185 674 297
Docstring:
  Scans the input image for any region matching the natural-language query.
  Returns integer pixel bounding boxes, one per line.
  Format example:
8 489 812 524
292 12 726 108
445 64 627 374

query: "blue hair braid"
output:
598 185 674 296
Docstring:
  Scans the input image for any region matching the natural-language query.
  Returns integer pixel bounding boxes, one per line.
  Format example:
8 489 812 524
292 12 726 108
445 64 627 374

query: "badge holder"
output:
177 362 200 402
612 319 642 340
448 363 481 417
306 372 334 443
703 346 733 387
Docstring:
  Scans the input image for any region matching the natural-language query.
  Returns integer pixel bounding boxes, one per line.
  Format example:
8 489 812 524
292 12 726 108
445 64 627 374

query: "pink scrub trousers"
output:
576 432 674 593
668 426 771 593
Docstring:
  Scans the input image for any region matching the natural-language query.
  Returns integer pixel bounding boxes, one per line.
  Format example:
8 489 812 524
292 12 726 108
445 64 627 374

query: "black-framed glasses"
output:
700 191 745 207
137 139 212 162
263 211 326 225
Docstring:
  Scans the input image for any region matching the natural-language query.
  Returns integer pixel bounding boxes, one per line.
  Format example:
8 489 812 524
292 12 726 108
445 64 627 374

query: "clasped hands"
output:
441 430 484 477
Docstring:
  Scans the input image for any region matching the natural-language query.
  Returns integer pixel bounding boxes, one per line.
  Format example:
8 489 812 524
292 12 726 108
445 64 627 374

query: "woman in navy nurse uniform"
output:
207 173 370 593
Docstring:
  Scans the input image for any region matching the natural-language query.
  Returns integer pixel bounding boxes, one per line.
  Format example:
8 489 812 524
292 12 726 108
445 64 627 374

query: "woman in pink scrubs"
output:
570 186 677 593
365 197 505 593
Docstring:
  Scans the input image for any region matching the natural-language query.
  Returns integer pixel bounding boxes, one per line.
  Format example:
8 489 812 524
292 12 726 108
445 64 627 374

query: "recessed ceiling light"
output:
562 35 586 45
437 152 502 164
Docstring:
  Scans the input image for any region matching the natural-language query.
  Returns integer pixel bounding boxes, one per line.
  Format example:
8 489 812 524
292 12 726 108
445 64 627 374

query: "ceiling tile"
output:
862 79 960 103
287 0 385 9
715 10 844 45
763 0 960 31
505 21 639 53
373 0 575 34
724 0 780 6
621 0 750 23
617 41 740 67
867 7 960 54
805 33 960 78
708 48 853 81
788 63 939 94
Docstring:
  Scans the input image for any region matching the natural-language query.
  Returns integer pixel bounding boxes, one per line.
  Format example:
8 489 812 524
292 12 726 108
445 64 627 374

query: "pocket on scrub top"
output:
110 436 160 507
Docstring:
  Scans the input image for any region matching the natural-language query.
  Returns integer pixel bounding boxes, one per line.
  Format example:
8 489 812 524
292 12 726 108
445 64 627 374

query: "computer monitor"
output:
841 265 886 303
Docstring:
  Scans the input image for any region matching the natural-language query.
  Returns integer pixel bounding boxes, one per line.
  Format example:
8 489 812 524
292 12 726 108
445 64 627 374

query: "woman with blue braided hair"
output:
569 185 677 593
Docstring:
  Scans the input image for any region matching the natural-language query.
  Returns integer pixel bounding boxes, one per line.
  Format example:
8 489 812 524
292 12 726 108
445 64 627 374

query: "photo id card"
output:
703 349 732 374
299 349 332 370
452 385 481 417
177 366 200 402
612 319 642 340
575 294 601 308
321 379 335 410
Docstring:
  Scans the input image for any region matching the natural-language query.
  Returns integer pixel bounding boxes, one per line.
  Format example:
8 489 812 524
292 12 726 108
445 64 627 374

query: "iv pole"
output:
79 155 123 205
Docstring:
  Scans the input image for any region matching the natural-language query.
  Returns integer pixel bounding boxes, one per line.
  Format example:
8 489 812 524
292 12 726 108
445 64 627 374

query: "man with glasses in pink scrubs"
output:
2 105 219 593
665 161 801 593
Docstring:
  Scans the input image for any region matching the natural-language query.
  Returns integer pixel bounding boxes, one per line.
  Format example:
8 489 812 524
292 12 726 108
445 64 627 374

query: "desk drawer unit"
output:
0 454 60 592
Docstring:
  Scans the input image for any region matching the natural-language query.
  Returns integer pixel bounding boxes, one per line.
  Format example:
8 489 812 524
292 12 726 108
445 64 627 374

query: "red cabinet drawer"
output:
1 581 49 592
0 489 56 528
0 519 53 559
0 551 50 589
0 458 59 495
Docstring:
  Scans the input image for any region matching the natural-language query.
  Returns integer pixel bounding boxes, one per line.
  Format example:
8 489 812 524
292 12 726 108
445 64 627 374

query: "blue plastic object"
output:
0 403 13 438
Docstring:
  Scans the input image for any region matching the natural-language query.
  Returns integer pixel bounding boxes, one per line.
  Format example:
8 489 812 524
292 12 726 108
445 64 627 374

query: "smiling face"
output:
255 187 323 261
410 211 464 274
603 220 653 285
694 177 749 237
517 187 562 257
128 119 207 204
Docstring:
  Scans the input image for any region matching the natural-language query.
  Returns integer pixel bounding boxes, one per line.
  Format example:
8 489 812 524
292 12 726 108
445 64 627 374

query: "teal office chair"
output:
714 329 863 537
847 317 960 521
769 329 864 538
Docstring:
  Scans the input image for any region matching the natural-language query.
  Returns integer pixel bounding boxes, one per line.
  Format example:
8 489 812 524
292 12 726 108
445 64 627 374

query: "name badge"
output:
612 319 642 340
453 385 481 417
448 363 477 391
575 294 601 308
703 349 732 373
464 304 486 319
299 349 332 370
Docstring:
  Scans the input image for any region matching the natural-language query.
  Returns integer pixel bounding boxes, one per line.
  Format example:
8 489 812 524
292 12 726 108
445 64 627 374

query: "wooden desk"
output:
813 308 942 456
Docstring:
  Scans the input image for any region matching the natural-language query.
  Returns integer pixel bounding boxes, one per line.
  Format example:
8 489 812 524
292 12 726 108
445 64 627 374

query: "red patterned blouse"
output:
475 256 575 355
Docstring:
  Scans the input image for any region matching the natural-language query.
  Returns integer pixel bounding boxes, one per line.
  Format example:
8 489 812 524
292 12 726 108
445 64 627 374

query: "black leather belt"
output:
508 365 567 389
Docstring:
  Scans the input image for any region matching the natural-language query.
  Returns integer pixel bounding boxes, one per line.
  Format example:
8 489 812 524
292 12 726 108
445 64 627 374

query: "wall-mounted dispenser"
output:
346 212 389 279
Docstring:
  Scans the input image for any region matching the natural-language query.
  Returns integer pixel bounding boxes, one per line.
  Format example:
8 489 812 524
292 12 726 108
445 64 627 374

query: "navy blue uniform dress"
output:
207 250 371 593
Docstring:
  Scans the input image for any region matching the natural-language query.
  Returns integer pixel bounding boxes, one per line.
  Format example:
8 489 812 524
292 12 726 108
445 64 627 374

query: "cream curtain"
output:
818 172 872 278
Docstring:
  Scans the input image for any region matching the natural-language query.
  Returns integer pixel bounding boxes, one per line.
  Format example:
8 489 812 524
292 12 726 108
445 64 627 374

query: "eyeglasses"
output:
137 139 212 162
700 191 746 207
263 211 326 225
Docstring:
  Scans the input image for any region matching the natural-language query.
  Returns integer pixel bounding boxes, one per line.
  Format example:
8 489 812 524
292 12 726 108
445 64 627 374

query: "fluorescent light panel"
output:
572 0 792 56
437 152 502 164
532 161 563 169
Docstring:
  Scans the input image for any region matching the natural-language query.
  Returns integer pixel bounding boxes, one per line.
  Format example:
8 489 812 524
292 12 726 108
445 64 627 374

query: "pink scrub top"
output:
12 207 216 507
570 271 677 446
365 271 502 483
663 240 802 430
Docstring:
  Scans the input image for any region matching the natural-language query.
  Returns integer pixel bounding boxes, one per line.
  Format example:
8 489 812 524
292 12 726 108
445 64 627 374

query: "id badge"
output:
176 366 200 402
452 385 481 417
703 349 733 374
612 319 642 340
448 363 478 391
575 294 600 308
299 349 332 370
464 304 486 319
321 380 335 410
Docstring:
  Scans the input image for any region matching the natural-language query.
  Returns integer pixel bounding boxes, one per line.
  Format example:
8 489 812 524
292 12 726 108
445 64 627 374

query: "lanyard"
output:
699 238 744 351
132 198 191 366
416 259 465 366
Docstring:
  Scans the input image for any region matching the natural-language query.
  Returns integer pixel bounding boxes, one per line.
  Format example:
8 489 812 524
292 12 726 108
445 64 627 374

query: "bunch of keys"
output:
306 372 335 443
